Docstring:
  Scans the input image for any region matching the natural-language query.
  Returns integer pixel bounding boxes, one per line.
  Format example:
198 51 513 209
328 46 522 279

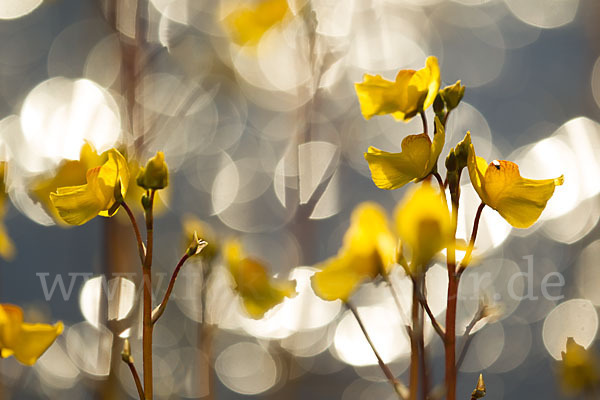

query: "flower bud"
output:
440 80 465 111
121 338 133 363
136 152 169 190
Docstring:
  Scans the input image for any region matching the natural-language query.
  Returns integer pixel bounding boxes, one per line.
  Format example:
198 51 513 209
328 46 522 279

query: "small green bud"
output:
121 338 133 364
445 151 457 172
136 151 169 190
433 93 445 114
454 131 472 171
141 193 151 210
440 80 465 111
186 231 208 257
470 374 486 400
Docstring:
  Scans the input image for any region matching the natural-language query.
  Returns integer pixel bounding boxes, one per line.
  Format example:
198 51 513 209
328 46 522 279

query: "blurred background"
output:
0 0 599 398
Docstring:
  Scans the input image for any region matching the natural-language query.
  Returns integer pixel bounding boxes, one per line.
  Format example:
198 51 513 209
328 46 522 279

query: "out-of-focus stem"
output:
415 290 445 340
416 279 429 400
348 303 405 399
410 282 419 400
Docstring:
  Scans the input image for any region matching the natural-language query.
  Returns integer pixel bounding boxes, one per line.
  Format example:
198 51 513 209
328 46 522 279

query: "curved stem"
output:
121 201 146 264
420 111 428 136
458 202 485 275
384 275 410 327
142 190 155 400
456 306 485 370
123 357 145 400
348 303 406 399
415 289 445 340
152 253 190 324
442 110 452 128
433 172 447 205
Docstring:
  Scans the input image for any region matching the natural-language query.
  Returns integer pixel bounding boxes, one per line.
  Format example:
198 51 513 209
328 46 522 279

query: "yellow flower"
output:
355 56 441 121
311 202 397 302
32 143 104 224
224 0 289 46
365 117 445 190
136 151 169 190
0 162 15 260
466 132 564 229
224 239 296 319
559 337 600 395
395 184 452 274
0 304 63 366
50 149 129 225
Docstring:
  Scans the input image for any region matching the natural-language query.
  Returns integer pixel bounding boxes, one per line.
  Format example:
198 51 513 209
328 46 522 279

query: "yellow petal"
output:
224 0 289 46
49 168 105 226
395 184 452 273
97 149 130 217
0 222 15 261
483 160 563 228
224 240 297 319
355 74 407 120
311 253 370 302
0 304 23 354
364 134 432 189
411 56 441 111
311 202 396 301
11 321 63 366
428 116 446 170
343 202 396 273
31 143 105 223
466 133 490 204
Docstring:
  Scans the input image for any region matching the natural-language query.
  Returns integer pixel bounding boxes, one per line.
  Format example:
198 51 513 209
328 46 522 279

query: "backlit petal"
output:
364 134 432 189
11 322 64 366
484 160 563 228
355 74 406 120
395 184 452 273
49 171 104 226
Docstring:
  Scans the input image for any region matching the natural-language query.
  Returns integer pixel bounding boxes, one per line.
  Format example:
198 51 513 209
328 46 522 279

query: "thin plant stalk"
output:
142 190 155 399
416 278 429 400
348 303 405 399
410 284 420 400
152 253 190 324
420 111 428 136
445 196 459 400
121 200 146 263
458 202 485 275
124 358 145 400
